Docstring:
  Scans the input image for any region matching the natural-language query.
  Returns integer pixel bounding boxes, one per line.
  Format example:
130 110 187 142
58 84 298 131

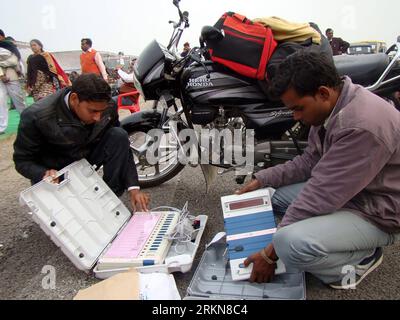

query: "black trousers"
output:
88 127 139 197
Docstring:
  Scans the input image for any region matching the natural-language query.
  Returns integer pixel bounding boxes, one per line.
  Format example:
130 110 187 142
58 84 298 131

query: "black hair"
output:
71 74 111 102
30 39 44 51
325 28 333 34
0 36 21 60
0 29 4 37
267 51 342 100
81 38 93 47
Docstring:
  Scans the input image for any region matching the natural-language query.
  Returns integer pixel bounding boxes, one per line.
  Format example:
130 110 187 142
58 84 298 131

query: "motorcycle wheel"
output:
128 125 185 188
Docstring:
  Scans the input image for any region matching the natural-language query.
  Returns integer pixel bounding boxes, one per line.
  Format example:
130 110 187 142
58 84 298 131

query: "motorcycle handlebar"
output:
167 0 189 52
173 0 189 26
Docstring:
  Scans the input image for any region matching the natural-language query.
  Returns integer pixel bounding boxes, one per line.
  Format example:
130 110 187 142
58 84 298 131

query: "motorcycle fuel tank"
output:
181 62 268 107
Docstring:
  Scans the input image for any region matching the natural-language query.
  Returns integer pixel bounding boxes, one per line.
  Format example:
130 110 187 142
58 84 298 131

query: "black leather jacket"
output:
13 88 125 183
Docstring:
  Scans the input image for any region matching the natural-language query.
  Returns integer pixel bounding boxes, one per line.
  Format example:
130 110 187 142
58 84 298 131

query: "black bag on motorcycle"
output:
208 12 278 80
266 22 334 80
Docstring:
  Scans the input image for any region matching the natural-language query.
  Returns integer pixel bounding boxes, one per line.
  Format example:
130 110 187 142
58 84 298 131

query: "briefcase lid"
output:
19 159 131 271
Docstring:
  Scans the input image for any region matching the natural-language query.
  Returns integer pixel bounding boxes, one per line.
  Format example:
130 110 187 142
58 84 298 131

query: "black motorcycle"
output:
121 0 400 189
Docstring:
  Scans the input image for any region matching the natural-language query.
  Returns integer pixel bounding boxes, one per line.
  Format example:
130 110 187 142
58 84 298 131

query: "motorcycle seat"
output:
334 53 390 86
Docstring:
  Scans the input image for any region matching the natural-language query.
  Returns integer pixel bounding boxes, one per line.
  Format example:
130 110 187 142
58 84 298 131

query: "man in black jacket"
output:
13 73 150 211
325 28 350 56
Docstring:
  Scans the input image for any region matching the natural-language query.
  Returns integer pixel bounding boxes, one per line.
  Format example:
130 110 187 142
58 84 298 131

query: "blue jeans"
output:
271 183 399 284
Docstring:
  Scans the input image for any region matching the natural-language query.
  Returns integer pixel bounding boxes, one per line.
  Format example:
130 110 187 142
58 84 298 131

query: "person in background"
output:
4 36 25 76
0 29 26 134
27 39 71 102
4 37 22 111
325 28 350 56
69 71 80 84
117 58 137 84
114 58 138 107
180 42 191 58
14 73 150 211
80 38 108 82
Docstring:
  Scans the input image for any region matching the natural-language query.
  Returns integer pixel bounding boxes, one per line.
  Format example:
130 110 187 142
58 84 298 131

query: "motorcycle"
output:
121 0 400 189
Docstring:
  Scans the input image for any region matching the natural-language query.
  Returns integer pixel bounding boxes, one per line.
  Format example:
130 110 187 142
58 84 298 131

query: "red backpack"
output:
208 12 277 80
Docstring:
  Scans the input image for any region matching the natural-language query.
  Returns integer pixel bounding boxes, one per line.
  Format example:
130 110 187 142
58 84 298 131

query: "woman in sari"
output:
27 39 71 101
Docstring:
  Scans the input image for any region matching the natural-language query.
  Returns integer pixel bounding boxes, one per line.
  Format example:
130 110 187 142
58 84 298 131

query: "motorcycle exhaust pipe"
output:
223 140 307 165
254 140 307 163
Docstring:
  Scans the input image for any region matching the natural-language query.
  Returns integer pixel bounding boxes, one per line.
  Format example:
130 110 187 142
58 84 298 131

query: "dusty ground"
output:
1 134 400 300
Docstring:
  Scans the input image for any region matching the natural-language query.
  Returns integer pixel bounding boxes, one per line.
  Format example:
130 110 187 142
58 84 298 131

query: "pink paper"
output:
103 214 161 259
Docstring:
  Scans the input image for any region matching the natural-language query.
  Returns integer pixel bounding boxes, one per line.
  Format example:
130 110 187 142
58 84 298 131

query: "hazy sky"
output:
2 0 399 55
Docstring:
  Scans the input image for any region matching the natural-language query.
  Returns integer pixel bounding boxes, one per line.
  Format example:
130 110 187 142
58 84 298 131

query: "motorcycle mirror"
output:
173 0 180 8
201 26 224 43
182 11 189 27
199 36 205 49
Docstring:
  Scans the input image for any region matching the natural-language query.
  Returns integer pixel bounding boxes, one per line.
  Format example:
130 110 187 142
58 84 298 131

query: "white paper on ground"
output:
139 273 181 300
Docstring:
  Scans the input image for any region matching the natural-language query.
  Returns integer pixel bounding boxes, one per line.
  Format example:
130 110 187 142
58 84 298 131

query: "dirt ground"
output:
1 134 400 300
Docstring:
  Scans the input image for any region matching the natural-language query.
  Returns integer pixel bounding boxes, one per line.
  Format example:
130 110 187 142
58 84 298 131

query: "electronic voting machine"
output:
221 189 281 281
19 159 207 278
96 212 179 270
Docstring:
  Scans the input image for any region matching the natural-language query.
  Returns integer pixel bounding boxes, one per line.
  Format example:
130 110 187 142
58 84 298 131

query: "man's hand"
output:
235 179 261 195
244 244 277 283
129 189 150 213
43 169 59 184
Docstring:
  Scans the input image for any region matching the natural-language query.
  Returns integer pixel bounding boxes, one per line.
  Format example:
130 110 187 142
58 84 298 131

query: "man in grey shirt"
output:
237 51 400 289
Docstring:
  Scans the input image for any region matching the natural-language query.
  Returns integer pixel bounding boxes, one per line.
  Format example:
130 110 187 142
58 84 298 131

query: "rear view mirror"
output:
201 26 224 43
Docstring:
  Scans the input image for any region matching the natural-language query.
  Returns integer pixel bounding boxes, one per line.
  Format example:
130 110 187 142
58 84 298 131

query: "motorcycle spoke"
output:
128 128 184 182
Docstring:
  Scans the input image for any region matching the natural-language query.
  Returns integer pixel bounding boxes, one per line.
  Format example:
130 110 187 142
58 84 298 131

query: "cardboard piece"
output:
74 269 140 300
